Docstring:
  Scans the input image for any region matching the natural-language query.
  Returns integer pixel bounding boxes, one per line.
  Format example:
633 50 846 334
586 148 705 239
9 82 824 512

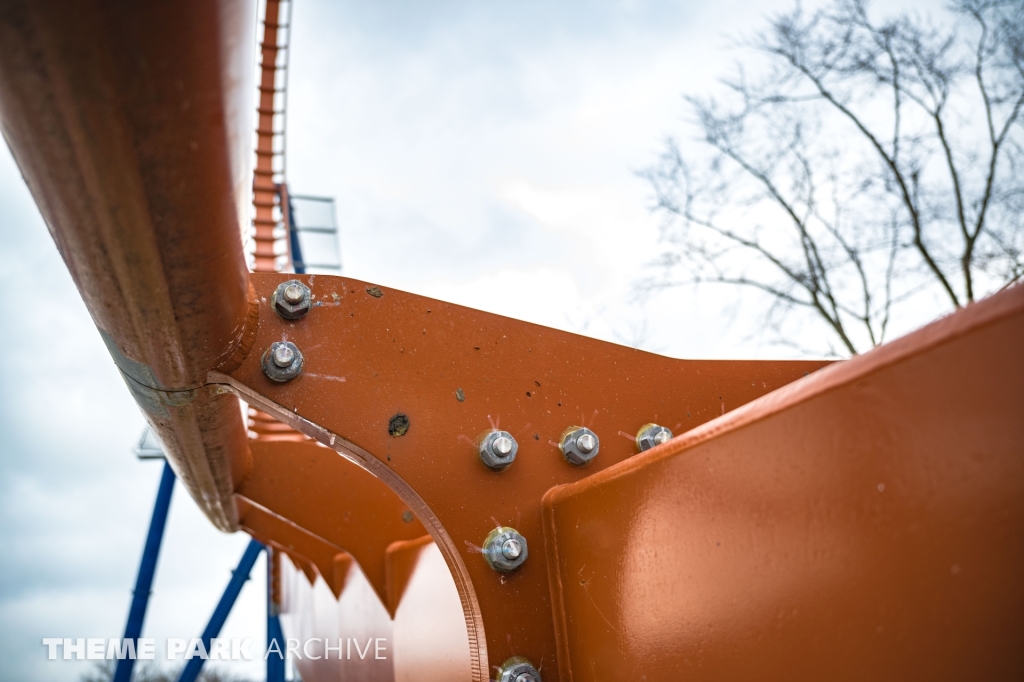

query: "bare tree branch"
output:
641 0 1023 356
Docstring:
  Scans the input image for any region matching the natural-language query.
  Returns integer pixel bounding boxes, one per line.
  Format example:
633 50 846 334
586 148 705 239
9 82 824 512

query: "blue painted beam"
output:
286 194 305 275
267 612 286 682
177 539 264 682
267 547 286 682
114 460 176 682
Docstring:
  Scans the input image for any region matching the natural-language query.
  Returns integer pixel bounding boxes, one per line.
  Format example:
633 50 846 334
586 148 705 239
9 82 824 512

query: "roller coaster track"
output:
249 0 305 444
251 0 293 275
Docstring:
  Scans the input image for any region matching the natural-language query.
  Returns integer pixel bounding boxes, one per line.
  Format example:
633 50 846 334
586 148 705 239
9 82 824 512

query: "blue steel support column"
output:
286 194 305 275
267 546 286 682
114 461 176 682
178 539 264 682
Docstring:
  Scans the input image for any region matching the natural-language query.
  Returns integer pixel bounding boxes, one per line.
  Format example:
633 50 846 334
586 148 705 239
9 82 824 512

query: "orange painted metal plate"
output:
218 273 829 679
237 499 352 599
542 286 1024 680
386 535 433 618
391 541 474 680
278 551 396 682
236 440 427 608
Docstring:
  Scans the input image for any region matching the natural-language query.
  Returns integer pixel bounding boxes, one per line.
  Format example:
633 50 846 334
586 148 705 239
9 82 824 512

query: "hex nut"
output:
498 656 542 682
483 526 528 573
262 341 303 382
271 279 311 320
479 429 518 471
636 423 673 452
559 426 600 466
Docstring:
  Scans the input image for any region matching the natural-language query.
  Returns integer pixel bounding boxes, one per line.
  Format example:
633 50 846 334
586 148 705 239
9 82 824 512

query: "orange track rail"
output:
251 0 290 274
250 0 304 443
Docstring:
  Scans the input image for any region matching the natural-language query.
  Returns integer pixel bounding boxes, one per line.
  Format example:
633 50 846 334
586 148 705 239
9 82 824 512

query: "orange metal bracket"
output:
542 285 1024 680
286 551 319 587
213 272 830 680
237 499 353 599
236 440 428 608
385 535 435 618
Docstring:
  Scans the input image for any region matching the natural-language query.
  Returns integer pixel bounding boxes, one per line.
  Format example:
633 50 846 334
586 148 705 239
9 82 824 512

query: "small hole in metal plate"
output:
388 413 410 437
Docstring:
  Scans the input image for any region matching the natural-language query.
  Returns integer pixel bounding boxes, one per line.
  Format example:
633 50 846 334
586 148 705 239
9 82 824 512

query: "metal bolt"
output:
262 341 303 382
272 279 311 320
576 432 596 454
559 426 600 466
272 343 295 367
501 537 522 560
493 435 514 456
479 430 518 471
483 527 528 573
636 423 673 452
283 282 304 304
498 657 542 682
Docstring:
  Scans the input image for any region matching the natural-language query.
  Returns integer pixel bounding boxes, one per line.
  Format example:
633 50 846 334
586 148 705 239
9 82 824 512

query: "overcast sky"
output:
0 0 942 679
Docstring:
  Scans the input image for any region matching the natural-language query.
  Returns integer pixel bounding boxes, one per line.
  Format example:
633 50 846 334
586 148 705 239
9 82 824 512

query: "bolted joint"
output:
498 656 542 682
483 526 528 573
271 279 312 320
559 426 600 466
262 341 304 382
636 423 673 452
479 429 518 471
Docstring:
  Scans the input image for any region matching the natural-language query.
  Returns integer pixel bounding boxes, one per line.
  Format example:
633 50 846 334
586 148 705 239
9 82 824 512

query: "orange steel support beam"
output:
236 440 429 608
287 549 320 587
386 535 435 619
238 499 353 599
542 285 1024 680
0 0 256 530
213 272 829 680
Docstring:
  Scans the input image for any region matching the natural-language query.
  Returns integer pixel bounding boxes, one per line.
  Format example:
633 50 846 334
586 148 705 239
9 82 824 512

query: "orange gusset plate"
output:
216 272 829 680
543 284 1024 681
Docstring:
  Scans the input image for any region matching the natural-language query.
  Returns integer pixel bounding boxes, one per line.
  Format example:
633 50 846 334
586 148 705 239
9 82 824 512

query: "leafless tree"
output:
642 0 1023 355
